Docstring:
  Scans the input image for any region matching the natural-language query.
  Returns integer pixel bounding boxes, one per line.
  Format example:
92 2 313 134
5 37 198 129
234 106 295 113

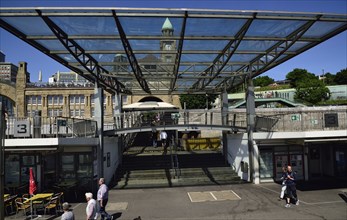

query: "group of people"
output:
279 165 299 208
60 177 112 220
85 178 113 220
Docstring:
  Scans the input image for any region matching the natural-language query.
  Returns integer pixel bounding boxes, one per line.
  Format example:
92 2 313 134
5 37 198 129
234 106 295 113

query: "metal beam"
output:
49 50 297 55
190 14 255 91
0 18 98 85
257 23 347 77
26 35 321 42
218 15 323 91
170 11 187 93
112 10 151 94
35 10 131 95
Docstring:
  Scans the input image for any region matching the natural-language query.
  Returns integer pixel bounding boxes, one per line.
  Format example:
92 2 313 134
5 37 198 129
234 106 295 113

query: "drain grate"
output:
188 190 241 203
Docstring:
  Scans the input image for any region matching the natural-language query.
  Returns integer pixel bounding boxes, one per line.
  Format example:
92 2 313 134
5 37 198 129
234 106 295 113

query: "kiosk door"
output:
290 154 304 180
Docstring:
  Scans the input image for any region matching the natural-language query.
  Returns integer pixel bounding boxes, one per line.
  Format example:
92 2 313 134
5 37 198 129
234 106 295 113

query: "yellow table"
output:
24 193 54 216
25 193 53 203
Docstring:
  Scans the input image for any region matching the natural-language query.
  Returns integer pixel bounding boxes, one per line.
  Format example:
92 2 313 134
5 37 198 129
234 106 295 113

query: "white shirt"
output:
86 198 97 219
160 131 167 140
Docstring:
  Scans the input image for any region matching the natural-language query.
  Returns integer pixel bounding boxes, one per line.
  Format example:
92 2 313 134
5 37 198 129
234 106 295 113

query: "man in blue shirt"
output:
285 166 299 208
97 178 112 220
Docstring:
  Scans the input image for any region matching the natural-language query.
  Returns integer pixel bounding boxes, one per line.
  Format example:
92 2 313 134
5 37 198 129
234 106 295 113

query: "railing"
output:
110 107 347 132
3 106 347 139
4 116 97 139
229 106 347 132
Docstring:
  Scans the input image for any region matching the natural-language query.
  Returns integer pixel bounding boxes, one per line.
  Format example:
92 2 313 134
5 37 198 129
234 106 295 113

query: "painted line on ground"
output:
209 192 217 200
231 190 242 200
187 192 193 202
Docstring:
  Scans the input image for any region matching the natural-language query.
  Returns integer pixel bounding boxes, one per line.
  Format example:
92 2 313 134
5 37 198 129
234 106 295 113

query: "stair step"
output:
114 151 244 189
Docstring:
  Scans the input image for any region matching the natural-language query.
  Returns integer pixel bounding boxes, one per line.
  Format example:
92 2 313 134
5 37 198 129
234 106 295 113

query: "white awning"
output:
122 101 178 111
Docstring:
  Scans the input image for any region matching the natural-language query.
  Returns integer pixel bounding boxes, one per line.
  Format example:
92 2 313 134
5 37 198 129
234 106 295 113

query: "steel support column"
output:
246 74 259 184
94 85 105 180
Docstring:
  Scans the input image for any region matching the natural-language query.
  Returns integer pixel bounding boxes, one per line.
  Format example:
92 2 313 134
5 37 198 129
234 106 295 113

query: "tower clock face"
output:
165 44 172 50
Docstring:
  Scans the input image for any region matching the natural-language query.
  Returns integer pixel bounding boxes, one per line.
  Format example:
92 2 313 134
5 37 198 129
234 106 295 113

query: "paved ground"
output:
6 181 347 220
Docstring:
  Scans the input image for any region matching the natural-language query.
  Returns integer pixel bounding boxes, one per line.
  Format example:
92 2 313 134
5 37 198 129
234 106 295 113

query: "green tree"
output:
323 72 336 85
334 68 347 85
295 79 330 105
286 68 316 87
253 76 275 87
179 94 218 109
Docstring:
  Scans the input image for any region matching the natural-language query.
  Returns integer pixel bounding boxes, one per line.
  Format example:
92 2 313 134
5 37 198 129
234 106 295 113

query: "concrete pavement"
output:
6 182 347 220
60 182 347 220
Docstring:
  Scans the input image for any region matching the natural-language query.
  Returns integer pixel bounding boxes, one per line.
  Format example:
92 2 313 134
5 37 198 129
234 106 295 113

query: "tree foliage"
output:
295 79 330 105
286 68 317 87
322 72 336 85
253 76 275 87
179 94 218 109
334 68 347 85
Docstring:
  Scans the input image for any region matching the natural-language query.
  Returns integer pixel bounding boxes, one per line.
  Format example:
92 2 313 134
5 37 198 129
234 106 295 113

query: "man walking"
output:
285 166 299 208
160 130 168 147
85 192 97 220
97 178 112 220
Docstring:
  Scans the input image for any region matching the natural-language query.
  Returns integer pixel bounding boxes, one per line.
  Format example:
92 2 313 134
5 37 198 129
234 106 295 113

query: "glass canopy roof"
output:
1 8 346 95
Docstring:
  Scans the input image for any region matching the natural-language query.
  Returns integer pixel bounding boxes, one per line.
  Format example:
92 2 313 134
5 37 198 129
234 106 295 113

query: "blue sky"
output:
0 0 346 82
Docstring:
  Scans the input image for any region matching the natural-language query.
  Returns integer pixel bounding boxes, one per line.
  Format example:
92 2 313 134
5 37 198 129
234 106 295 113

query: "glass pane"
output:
1 17 53 35
5 155 20 185
22 155 35 166
62 155 74 163
79 154 92 163
183 40 229 50
36 40 67 50
51 17 118 35
303 22 345 38
185 18 247 36
74 39 123 50
246 20 306 37
120 17 183 36
238 40 277 51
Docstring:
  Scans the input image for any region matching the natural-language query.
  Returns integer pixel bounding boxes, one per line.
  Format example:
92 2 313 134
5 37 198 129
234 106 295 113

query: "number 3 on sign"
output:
14 120 31 137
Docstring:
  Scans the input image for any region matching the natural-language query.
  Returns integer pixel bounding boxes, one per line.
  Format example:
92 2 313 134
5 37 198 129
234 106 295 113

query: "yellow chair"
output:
52 192 64 212
44 196 59 215
4 195 17 215
15 197 31 216
22 193 30 201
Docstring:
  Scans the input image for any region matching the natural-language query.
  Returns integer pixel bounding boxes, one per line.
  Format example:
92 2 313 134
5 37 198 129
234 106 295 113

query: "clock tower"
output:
160 18 176 64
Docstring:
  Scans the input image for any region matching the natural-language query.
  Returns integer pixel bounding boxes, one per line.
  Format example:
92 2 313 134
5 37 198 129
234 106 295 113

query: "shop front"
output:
259 145 305 182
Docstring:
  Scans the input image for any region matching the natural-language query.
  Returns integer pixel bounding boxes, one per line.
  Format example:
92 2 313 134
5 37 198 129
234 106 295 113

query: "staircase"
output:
114 149 244 189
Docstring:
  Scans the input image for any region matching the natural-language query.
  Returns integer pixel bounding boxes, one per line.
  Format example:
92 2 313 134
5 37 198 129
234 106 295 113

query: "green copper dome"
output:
162 18 173 31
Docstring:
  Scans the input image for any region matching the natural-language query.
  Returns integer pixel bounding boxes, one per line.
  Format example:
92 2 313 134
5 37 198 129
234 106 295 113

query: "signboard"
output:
324 113 338 127
291 114 301 121
14 120 31 137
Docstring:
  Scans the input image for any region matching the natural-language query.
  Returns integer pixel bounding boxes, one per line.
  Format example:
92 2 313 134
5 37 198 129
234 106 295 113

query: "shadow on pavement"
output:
338 193 347 203
111 212 122 219
295 179 347 191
